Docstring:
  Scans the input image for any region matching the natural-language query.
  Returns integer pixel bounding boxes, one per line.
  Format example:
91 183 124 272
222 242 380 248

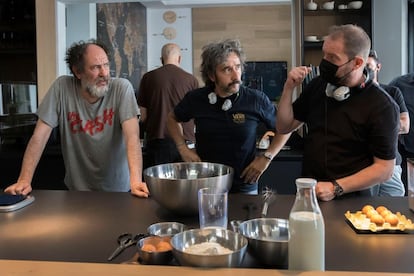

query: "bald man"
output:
137 43 199 168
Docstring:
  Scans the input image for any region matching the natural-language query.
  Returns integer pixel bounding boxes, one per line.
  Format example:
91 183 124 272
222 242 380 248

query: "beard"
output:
85 77 110 98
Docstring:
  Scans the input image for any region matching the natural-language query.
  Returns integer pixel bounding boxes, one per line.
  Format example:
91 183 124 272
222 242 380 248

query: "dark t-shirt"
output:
389 73 414 154
137 64 199 141
379 83 407 165
293 77 399 181
173 86 276 193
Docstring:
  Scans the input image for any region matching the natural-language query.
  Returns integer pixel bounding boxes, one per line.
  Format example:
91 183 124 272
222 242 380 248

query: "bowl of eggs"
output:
137 236 174 265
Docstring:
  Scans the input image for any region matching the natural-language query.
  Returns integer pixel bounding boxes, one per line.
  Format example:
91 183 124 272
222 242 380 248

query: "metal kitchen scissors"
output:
107 233 146 261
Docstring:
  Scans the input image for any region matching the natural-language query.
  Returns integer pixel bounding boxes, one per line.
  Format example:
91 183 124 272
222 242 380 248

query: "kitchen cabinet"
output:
0 0 36 84
300 0 372 66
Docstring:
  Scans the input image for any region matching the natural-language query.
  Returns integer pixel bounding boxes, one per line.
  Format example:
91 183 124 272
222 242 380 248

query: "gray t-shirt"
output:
38 76 139 192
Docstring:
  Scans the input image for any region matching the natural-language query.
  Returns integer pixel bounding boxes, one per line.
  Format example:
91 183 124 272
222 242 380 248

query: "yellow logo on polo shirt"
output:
232 113 245 124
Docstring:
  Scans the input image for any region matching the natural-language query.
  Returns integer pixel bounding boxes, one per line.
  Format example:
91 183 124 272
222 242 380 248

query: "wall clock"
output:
163 10 177 24
162 27 177 40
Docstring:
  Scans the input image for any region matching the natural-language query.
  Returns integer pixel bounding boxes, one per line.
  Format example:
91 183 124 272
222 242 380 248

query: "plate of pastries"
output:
345 205 414 233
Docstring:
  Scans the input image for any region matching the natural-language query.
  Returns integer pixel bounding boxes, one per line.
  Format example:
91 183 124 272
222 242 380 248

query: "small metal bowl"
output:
137 236 173 265
170 228 248 267
147 222 185 237
238 218 289 267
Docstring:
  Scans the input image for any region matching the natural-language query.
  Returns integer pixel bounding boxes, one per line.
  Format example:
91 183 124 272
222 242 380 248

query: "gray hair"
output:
65 39 111 76
200 38 246 87
328 24 371 60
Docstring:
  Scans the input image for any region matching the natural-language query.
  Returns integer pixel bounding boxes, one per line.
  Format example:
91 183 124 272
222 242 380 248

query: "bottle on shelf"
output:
288 178 325 271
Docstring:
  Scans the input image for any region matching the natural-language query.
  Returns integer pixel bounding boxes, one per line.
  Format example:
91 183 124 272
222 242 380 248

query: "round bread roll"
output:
370 214 385 225
385 214 399 226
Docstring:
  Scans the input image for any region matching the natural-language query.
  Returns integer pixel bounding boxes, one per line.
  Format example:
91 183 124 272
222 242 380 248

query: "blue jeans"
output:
372 165 405 196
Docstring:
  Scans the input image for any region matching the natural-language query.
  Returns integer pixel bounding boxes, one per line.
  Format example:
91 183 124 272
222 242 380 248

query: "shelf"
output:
304 8 370 16
304 41 324 48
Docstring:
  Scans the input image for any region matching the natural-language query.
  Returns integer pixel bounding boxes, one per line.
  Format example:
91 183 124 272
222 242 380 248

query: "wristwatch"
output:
262 152 273 161
332 180 344 197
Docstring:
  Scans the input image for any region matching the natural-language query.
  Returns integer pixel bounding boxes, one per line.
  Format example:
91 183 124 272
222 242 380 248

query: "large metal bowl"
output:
238 218 289 267
170 228 248 267
144 162 233 216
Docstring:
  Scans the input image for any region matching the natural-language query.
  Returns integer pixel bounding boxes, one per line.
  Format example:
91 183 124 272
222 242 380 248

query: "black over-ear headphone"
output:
325 68 371 101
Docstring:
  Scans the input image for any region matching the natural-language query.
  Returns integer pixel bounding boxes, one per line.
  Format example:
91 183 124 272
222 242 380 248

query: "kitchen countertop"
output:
1 190 414 274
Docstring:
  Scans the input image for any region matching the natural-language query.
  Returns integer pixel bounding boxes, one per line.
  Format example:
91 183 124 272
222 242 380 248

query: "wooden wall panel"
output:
36 0 57 103
192 5 292 85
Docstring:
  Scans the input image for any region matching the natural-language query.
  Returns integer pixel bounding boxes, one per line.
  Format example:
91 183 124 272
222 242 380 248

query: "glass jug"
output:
288 178 325 271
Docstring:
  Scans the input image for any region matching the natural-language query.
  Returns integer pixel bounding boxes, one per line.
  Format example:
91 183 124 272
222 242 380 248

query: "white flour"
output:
184 242 233 255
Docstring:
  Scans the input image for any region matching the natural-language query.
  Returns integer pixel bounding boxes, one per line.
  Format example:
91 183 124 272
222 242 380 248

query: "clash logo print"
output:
232 113 245 124
68 108 114 135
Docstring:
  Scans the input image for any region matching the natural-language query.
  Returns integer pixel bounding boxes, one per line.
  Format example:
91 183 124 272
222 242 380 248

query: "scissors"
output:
107 233 146 261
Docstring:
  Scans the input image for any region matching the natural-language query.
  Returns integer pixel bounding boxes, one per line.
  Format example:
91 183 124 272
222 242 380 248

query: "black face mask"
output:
319 58 353 86
365 66 375 82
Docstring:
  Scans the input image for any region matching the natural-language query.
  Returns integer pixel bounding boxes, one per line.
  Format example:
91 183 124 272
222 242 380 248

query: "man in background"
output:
137 43 199 169
367 49 409 196
389 69 414 191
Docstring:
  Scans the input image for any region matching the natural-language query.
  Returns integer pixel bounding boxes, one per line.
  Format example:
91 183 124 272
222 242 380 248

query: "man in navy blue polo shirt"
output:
167 39 290 194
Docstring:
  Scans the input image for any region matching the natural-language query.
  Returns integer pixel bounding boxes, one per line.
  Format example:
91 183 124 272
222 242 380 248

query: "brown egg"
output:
362 205 375 214
366 209 378 218
370 214 385 225
376 205 388 214
156 241 172 252
380 209 392 218
141 243 156 252
385 214 399 226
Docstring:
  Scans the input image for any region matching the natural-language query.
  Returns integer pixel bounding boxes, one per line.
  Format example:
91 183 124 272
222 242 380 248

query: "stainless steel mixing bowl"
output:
147 222 185 237
238 218 289 267
137 236 173 265
170 228 248 267
144 162 233 215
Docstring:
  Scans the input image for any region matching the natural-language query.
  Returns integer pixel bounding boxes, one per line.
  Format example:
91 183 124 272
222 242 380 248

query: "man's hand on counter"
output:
130 182 150 198
4 181 32 196
240 155 271 184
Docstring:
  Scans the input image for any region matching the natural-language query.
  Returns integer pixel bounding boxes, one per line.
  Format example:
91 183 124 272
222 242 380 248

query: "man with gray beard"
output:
4 40 149 197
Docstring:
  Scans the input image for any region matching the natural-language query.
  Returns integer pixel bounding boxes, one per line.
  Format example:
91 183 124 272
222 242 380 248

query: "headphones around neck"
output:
325 68 371 101
208 92 233 111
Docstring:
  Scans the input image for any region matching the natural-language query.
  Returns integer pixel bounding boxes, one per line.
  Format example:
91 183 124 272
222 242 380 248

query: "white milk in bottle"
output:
288 178 325 271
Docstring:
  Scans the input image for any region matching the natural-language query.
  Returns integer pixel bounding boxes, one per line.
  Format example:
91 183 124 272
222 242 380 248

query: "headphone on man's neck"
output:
208 92 236 111
325 68 371 101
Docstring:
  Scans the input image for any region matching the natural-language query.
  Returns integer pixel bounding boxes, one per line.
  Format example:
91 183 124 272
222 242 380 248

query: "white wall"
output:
146 8 193 73
57 3 97 76
372 0 408 83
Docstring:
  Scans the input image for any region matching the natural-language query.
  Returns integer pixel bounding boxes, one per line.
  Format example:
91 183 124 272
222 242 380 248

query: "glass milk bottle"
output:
288 178 325 271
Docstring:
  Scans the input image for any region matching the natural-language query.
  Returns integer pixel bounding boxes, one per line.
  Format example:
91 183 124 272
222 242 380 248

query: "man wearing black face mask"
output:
277 24 400 201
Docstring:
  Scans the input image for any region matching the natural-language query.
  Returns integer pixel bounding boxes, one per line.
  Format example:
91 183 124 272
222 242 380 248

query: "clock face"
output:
163 10 177 24
163 27 177 40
